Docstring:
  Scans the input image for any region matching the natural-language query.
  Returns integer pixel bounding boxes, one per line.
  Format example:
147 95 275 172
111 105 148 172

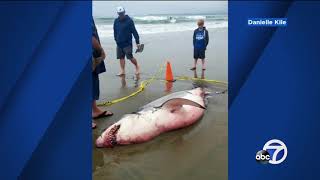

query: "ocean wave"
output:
96 21 227 38
95 14 227 25
185 15 206 20
134 16 168 21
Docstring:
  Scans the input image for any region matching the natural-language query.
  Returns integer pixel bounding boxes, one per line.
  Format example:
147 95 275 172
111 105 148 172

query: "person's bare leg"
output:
201 69 205 79
92 101 113 118
130 57 140 75
194 68 198 78
120 74 127 88
117 58 125 76
92 100 104 118
190 59 197 70
201 59 206 70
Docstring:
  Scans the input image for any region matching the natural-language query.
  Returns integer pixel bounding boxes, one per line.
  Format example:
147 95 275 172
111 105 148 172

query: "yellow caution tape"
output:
97 63 165 106
98 64 227 107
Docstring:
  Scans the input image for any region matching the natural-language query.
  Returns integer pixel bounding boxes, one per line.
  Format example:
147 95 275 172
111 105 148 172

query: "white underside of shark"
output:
96 88 206 148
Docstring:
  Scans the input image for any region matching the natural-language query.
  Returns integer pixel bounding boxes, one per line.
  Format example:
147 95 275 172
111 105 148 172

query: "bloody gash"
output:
96 88 206 148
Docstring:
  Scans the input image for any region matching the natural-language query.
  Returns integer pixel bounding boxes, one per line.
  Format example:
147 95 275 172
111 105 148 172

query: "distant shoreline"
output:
94 14 228 24
100 27 227 40
93 13 227 18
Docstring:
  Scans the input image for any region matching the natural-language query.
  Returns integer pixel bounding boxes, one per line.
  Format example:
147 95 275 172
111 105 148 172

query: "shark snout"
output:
95 124 121 148
96 136 105 148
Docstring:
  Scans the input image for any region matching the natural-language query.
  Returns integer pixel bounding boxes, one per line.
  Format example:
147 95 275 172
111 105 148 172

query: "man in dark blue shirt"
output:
191 19 209 71
113 6 141 76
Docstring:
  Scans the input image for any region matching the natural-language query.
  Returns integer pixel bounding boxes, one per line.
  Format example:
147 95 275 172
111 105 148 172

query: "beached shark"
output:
96 88 207 148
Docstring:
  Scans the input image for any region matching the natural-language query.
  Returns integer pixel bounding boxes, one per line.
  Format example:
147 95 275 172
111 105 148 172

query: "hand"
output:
136 44 140 48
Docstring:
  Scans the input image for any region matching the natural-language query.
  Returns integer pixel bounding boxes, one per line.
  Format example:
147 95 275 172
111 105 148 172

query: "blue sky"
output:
93 1 227 17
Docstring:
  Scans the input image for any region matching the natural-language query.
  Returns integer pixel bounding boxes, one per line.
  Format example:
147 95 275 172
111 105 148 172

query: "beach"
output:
92 12 228 180
98 27 227 96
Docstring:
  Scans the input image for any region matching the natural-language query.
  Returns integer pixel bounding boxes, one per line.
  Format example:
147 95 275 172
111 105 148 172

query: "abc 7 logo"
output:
256 139 288 165
256 150 270 164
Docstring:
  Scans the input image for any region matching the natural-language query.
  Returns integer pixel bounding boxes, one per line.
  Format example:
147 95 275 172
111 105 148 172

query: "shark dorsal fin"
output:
159 98 206 111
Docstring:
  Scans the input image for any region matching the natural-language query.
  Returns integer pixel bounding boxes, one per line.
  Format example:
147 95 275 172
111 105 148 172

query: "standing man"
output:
113 6 141 76
92 18 113 128
191 19 209 71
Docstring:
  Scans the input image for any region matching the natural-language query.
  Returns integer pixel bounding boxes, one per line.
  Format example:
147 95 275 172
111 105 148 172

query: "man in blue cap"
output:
113 6 141 76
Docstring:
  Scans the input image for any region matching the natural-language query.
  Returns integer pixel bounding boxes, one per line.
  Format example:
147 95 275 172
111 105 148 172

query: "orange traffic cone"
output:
165 61 174 82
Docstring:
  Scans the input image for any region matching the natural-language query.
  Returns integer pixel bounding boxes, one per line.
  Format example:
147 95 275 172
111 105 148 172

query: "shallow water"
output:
93 29 228 180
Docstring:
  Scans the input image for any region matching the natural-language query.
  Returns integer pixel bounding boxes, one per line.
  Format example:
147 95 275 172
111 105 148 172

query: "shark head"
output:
96 124 121 148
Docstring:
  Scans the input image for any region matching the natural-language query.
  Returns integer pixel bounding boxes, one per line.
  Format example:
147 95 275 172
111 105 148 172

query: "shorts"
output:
117 46 133 59
194 48 206 59
92 72 100 100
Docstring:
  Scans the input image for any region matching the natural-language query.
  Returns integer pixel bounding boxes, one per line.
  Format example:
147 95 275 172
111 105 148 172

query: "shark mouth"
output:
105 124 121 148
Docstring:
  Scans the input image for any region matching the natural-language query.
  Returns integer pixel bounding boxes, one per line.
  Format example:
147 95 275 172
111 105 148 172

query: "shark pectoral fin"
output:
161 98 206 111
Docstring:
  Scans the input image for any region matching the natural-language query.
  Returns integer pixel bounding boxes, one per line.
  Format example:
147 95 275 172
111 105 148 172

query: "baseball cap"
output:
117 6 125 14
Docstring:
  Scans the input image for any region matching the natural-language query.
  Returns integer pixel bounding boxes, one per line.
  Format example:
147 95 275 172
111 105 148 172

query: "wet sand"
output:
93 28 228 180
